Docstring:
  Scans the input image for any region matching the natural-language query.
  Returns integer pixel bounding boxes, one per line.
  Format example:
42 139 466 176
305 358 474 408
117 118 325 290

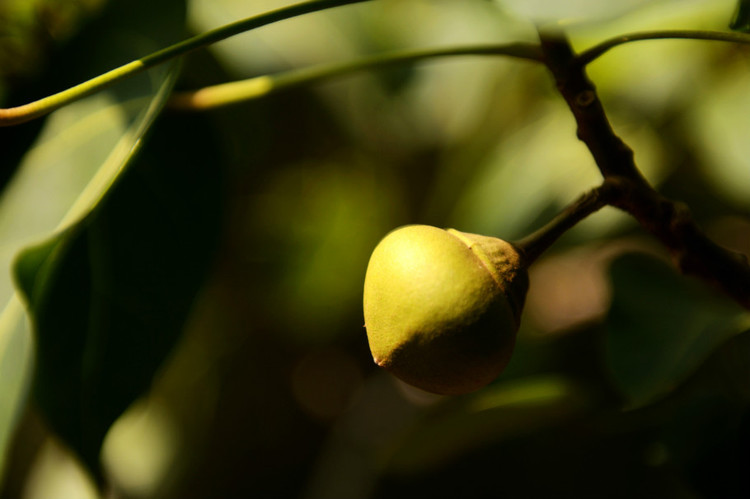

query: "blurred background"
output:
0 0 749 497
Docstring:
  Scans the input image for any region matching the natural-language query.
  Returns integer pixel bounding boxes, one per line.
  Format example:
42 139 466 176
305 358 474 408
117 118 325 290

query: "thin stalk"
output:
515 181 617 265
576 29 750 66
0 0 371 126
169 43 544 110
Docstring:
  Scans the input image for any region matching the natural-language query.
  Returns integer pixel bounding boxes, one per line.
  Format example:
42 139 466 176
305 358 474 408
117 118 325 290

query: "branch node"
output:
538 28 750 309
575 90 596 108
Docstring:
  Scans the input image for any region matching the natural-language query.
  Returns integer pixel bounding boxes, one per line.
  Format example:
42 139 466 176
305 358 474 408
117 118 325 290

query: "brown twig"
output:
515 180 618 265
538 30 750 309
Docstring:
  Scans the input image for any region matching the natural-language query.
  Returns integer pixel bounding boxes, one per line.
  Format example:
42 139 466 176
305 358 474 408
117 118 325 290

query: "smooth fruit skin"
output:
363 225 528 395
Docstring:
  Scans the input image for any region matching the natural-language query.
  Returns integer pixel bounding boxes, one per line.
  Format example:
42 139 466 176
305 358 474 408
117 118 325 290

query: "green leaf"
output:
688 60 750 210
0 0 190 485
493 0 656 25
14 105 223 482
0 63 177 488
0 68 180 488
382 375 592 474
604 253 750 408
730 0 750 31
449 99 665 240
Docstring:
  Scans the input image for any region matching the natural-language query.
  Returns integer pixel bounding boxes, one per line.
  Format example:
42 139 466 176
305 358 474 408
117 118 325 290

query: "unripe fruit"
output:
363 225 529 395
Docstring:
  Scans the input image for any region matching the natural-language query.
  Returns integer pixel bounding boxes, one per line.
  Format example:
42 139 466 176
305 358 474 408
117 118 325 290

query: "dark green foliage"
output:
730 0 750 32
1 1 749 498
606 253 748 407
0 0 226 483
14 112 223 480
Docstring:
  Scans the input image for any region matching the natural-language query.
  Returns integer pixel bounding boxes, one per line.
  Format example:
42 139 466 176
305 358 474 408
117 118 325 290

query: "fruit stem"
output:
514 180 617 265
0 0 371 126
169 43 543 110
576 29 750 67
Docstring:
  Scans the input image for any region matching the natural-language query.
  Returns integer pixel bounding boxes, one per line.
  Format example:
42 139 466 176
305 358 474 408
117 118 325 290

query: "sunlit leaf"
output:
0 66 182 487
245 163 402 343
188 0 360 76
449 100 666 240
688 67 750 210
493 0 656 25
0 0 193 485
605 253 750 408
13 104 223 482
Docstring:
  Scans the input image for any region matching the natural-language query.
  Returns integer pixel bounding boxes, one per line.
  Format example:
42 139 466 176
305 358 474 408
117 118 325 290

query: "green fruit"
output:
363 225 528 395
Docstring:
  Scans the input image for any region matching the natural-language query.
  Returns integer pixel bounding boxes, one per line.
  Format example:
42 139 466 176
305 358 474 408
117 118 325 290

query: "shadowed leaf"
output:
730 0 750 31
382 375 593 474
0 0 189 483
13 107 223 481
605 253 750 408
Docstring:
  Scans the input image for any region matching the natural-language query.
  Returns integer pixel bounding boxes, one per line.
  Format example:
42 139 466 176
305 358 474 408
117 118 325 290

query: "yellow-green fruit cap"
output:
363 225 528 395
